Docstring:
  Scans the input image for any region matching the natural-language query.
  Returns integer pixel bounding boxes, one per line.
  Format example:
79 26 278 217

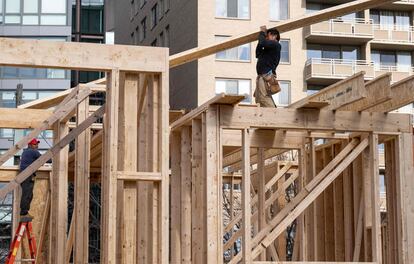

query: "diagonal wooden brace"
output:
0 105 105 200
0 87 91 167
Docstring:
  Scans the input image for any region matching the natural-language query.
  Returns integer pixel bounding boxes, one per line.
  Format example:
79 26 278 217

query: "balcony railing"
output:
305 58 375 80
305 18 374 39
306 58 414 83
374 65 414 83
395 0 414 3
373 24 414 44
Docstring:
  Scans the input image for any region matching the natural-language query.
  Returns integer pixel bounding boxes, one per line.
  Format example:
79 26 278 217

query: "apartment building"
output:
105 0 414 118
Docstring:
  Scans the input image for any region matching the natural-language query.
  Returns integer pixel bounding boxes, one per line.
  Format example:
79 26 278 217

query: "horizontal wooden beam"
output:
0 166 51 181
366 74 414 112
115 171 162 181
219 105 412 133
222 129 304 149
0 108 53 128
289 72 366 110
0 37 167 72
169 0 395 68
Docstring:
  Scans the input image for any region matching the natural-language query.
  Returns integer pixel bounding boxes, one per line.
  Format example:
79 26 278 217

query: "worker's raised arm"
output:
258 31 280 49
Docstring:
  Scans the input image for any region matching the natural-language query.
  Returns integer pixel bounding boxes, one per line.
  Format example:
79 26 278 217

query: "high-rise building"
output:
105 0 414 118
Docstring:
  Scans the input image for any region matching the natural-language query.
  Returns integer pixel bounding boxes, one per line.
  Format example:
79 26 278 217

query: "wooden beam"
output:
0 108 53 128
366 75 414 112
339 73 392 112
73 97 91 263
65 212 75 264
169 0 395 68
115 171 162 181
170 132 181 263
289 72 366 110
170 93 245 130
49 120 69 263
242 129 252 263
0 37 167 72
219 105 412 133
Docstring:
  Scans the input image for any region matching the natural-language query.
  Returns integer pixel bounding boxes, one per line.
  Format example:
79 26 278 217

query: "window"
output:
271 81 290 106
270 0 288 21
0 129 13 138
0 91 16 108
216 36 250 61
24 0 38 13
280 40 290 63
216 0 250 19
151 4 158 29
41 0 66 13
307 44 361 61
372 50 412 71
159 0 165 19
216 78 251 103
371 10 411 30
140 17 147 41
6 0 20 13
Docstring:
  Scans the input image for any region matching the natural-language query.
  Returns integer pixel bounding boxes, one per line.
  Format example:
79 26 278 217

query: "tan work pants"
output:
254 76 276 108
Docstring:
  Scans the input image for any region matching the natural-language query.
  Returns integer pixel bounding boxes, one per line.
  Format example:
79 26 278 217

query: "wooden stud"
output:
242 129 251 263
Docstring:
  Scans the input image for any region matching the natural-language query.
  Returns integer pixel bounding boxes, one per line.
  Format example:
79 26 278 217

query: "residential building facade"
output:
105 0 414 117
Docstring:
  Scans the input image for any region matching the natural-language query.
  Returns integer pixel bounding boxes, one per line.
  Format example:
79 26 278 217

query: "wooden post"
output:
181 126 192 263
257 147 266 261
73 95 91 263
101 69 120 264
50 120 69 263
203 106 222 263
191 119 204 263
170 131 181 263
242 129 251 263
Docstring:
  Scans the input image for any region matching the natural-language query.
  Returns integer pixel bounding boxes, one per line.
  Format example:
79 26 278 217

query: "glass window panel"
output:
272 81 290 106
3 67 18 78
0 129 14 138
380 51 396 66
238 80 251 102
23 15 39 25
24 0 38 13
0 0 3 13
322 46 340 59
397 51 411 71
46 69 65 78
38 91 57 99
2 92 15 100
5 15 21 24
280 40 290 63
6 0 20 13
380 10 394 30
371 51 380 68
395 11 410 30
342 46 359 61
227 0 237 18
270 0 288 21
238 43 250 61
370 10 380 24
23 92 37 101
216 80 226 94
225 80 238 94
238 0 249 19
216 0 227 17
20 67 37 78
41 0 66 13
41 15 67 25
307 46 322 59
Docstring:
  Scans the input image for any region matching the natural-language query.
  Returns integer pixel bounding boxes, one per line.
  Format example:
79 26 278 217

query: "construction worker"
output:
19 138 41 219
254 26 281 108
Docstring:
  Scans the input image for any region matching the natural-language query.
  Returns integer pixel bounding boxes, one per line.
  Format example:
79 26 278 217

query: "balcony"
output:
305 58 374 85
304 18 374 44
374 65 414 83
371 25 414 50
380 0 414 10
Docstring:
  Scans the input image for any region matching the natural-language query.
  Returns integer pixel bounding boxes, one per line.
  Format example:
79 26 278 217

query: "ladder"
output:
6 219 37 264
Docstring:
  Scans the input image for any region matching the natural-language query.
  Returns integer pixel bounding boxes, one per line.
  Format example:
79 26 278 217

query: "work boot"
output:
20 213 34 222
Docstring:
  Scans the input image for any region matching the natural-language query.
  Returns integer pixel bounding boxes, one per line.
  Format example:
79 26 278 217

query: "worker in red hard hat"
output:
19 138 41 220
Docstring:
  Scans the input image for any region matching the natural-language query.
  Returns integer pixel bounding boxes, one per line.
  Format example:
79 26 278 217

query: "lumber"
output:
169 0 395 67
366 75 414 112
115 171 162 181
0 108 53 128
0 105 105 199
289 72 366 110
339 73 392 112
0 37 168 72
66 212 75 264
242 129 252 263
219 105 412 133
170 132 181 263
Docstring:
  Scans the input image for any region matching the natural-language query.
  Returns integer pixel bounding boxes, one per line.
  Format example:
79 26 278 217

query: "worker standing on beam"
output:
19 138 41 219
254 26 281 108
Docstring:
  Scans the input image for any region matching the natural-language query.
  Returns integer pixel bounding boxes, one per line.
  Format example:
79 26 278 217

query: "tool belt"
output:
261 72 281 95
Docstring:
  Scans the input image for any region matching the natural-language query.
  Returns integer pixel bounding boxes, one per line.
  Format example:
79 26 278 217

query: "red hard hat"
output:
29 138 40 145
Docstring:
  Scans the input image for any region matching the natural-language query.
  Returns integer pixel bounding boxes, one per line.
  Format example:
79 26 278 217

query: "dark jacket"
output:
19 148 41 171
256 32 281 75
